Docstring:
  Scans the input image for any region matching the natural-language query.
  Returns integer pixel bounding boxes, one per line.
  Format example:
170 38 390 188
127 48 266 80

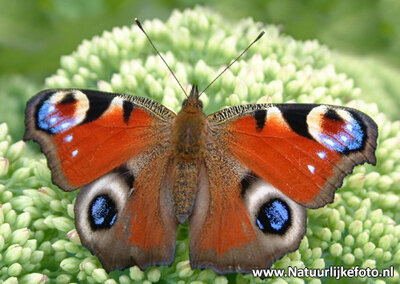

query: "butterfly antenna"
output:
199 31 265 97
135 18 188 98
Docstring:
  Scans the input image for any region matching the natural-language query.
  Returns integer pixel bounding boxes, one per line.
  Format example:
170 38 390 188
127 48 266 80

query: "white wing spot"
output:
72 150 78 157
324 138 335 147
346 124 353 131
64 135 73 143
317 151 326 159
307 165 315 174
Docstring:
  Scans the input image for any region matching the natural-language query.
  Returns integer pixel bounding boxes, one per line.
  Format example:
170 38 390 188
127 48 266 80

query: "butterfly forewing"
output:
207 103 377 208
24 89 175 190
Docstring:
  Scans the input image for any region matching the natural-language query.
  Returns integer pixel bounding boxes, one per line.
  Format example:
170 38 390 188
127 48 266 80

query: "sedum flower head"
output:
1 7 399 283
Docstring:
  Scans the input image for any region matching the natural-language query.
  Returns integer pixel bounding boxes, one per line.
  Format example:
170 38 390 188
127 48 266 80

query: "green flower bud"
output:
0 234 5 250
354 248 364 259
177 260 194 278
373 248 384 259
354 207 368 221
61 56 79 74
1 223 12 240
77 270 87 281
377 175 393 191
312 247 322 259
92 268 108 282
361 259 376 269
3 277 18 284
4 244 23 264
54 251 67 262
346 173 365 189
0 141 9 155
49 200 64 212
19 247 32 263
31 250 44 263
197 269 217 282
363 242 376 257
52 240 68 251
0 158 9 177
356 232 369 246
55 274 72 284
349 220 363 236
11 167 31 183
52 216 74 232
364 172 380 187
5 209 16 224
329 243 343 257
8 263 22 276
383 251 392 262
80 259 97 275
10 196 34 211
11 228 30 245
20 273 48 284
15 212 32 229
129 266 144 281
0 123 8 141
33 218 48 230
119 275 131 284
343 253 355 265
378 235 392 250
214 276 229 284
7 140 26 161
311 258 325 269
142 268 159 282
60 257 80 273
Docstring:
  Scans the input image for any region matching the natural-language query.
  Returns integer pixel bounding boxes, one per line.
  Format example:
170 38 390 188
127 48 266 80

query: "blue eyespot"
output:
89 194 118 230
37 100 77 134
317 120 364 153
256 198 291 234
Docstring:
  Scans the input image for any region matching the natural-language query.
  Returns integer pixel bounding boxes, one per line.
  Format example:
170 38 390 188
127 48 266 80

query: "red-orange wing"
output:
24 89 175 191
207 103 378 208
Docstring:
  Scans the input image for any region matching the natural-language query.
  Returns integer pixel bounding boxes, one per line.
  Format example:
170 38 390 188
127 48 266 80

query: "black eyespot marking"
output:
254 110 266 131
280 104 314 139
81 90 114 125
123 100 134 124
240 172 258 197
60 93 76 105
256 198 291 235
324 109 342 121
89 194 118 230
117 166 135 188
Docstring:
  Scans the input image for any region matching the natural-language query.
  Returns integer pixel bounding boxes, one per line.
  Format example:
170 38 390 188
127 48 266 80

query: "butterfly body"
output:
170 85 207 222
24 87 377 273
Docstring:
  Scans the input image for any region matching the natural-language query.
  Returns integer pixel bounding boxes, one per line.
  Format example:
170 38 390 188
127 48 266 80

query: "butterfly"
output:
24 20 378 274
24 85 377 274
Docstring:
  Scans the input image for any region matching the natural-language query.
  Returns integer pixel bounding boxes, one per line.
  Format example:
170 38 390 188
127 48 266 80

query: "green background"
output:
1 1 399 86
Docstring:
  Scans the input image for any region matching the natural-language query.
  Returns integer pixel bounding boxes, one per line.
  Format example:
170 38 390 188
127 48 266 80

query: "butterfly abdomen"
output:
170 92 207 223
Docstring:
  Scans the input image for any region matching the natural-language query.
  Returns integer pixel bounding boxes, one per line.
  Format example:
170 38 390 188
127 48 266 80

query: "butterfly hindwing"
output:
189 143 306 273
24 89 175 191
207 103 378 208
75 152 178 271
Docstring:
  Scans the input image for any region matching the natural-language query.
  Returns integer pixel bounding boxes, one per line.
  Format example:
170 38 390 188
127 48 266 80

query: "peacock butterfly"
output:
24 19 378 274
